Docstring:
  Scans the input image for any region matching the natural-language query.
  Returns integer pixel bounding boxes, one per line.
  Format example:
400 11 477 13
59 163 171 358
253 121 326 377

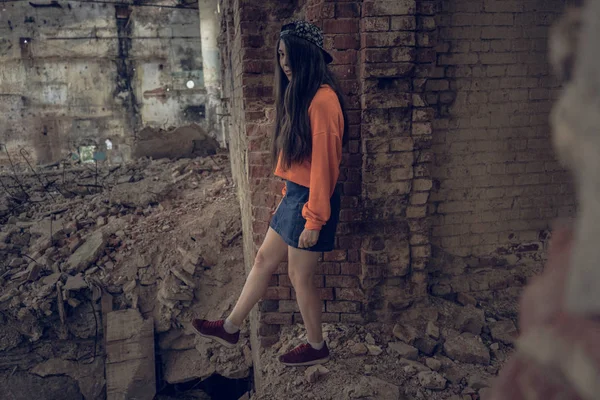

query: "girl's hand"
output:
298 229 320 249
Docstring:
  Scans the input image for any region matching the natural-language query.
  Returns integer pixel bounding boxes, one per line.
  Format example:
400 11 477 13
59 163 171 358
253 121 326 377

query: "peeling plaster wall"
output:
0 1 207 165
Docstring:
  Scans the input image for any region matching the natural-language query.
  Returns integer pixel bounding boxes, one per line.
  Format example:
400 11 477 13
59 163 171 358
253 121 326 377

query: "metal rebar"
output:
19 148 56 201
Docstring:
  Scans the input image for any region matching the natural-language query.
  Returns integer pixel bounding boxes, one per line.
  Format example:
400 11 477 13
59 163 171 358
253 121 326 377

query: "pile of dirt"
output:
0 152 250 399
255 298 516 400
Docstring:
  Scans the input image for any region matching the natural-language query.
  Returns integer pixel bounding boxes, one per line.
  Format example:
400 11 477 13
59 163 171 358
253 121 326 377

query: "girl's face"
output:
278 40 292 81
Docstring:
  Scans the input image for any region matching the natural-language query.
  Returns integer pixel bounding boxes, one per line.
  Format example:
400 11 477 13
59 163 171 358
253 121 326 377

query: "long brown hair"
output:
272 34 349 170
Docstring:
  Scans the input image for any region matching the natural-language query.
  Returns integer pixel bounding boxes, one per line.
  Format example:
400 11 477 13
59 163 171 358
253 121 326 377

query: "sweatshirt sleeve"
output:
302 92 343 231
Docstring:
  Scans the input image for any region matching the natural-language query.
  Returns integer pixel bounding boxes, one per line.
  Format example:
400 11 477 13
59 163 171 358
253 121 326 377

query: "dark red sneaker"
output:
191 319 239 348
278 343 330 366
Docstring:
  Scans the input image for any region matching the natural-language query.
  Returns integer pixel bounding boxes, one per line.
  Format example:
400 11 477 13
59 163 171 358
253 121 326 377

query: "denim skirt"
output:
270 181 341 252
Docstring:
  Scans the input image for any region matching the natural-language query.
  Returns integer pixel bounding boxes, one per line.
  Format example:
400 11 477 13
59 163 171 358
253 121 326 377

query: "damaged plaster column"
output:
198 0 224 146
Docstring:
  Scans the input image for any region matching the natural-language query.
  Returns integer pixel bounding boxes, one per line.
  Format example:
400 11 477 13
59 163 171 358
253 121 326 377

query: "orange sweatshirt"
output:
275 85 344 231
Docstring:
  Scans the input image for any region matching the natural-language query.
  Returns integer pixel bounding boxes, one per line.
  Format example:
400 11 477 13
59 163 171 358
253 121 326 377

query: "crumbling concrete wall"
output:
429 0 576 310
0 1 207 165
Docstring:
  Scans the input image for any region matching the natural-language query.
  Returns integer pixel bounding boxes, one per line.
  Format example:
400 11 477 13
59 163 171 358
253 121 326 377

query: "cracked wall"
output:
0 1 207 165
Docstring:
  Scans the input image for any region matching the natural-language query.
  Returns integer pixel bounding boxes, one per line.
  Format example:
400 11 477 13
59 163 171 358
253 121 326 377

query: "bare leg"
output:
288 247 323 344
227 228 288 326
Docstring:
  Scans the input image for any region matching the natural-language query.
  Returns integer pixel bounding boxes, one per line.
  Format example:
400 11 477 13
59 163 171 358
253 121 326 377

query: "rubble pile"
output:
256 298 518 400
0 152 250 399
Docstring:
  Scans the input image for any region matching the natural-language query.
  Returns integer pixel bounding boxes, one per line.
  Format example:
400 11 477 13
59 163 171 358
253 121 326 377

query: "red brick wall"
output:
219 0 576 342
429 0 575 308
358 0 435 321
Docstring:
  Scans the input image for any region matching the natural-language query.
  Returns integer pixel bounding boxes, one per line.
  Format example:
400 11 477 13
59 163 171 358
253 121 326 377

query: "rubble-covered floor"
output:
0 151 520 400
254 297 517 400
0 152 252 399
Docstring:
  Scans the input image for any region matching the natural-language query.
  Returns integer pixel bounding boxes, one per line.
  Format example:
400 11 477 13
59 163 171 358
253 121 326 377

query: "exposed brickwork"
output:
357 0 437 322
219 0 576 345
429 0 575 304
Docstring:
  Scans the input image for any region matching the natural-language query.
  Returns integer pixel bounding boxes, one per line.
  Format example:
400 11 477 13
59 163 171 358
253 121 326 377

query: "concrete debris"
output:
41 272 62 286
26 262 42 281
426 321 440 339
172 267 197 289
418 371 447 390
455 305 486 335
305 365 329 383
443 365 467 384
106 309 155 400
163 348 216 384
63 273 87 291
366 344 383 356
443 332 491 365
401 358 431 375
467 374 490 390
65 230 107 273
392 323 418 344
0 371 84 400
349 342 368 355
414 336 438 356
425 357 442 371
456 293 477 306
31 358 105 400
489 320 518 345
388 341 419 360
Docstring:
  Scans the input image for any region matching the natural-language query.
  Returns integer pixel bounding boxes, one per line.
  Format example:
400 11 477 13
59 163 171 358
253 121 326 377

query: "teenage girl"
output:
193 20 348 367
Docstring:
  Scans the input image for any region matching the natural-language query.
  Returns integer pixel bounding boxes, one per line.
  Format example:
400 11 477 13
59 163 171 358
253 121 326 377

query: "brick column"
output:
359 0 434 321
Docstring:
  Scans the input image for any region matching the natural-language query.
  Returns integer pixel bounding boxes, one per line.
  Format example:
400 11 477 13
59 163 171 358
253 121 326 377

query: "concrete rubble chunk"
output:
0 371 83 400
425 357 442 371
399 358 431 373
418 371 447 390
41 272 62 286
426 321 440 339
366 344 383 356
467 374 490 390
388 342 419 360
455 305 486 335
414 336 438 356
163 344 253 384
444 332 491 365
66 230 107 273
106 309 155 400
343 376 400 400
9 257 24 268
0 289 18 303
305 365 329 383
159 274 194 302
365 333 376 345
392 323 418 344
457 293 477 306
26 262 42 282
172 267 196 288
350 342 368 355
444 365 467 384
489 319 518 345
63 274 87 291
31 358 105 400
